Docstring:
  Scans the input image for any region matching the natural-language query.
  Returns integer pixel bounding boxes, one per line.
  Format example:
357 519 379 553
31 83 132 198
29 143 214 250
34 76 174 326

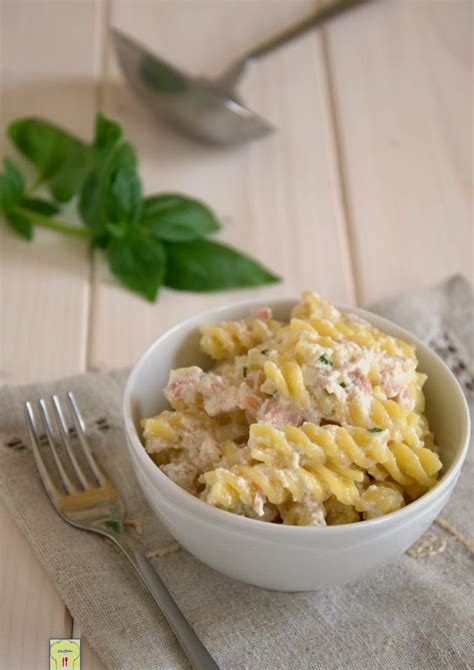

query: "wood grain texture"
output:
0 0 104 384
87 0 355 371
0 1 105 668
323 0 473 304
0 509 73 670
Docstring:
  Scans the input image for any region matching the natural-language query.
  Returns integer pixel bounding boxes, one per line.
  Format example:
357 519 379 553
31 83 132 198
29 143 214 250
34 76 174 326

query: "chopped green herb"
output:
339 382 346 388
242 366 248 378
260 349 269 355
368 427 384 433
319 354 333 367
106 519 122 534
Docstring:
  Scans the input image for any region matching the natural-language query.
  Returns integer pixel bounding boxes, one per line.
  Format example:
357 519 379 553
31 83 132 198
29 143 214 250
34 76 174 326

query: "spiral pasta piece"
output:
269 320 340 359
355 483 405 519
200 318 282 360
279 500 327 526
324 496 360 525
142 409 212 453
388 441 441 488
291 291 415 360
201 460 359 511
142 407 249 456
263 357 311 409
249 422 388 476
348 393 424 447
291 291 341 322
248 422 440 495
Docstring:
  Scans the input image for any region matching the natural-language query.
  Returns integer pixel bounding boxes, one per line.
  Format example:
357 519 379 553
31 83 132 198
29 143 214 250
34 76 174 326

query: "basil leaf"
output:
79 114 137 233
0 158 24 212
5 211 32 240
109 166 142 224
107 227 165 301
94 114 122 149
8 118 90 202
90 233 110 251
20 197 59 216
164 239 280 292
141 194 220 242
106 220 128 239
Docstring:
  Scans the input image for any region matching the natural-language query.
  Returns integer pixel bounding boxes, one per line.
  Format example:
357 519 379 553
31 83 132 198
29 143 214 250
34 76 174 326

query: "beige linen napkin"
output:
0 275 472 670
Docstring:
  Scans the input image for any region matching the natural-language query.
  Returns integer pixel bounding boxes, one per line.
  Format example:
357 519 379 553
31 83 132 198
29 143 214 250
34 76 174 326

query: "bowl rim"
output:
123 296 471 535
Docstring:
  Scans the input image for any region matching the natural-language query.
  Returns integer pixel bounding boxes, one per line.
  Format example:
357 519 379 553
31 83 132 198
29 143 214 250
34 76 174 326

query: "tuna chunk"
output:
237 369 267 416
199 374 239 416
164 367 203 409
395 388 416 411
164 367 239 416
379 356 413 399
257 398 305 429
160 436 221 494
251 306 272 321
348 369 372 394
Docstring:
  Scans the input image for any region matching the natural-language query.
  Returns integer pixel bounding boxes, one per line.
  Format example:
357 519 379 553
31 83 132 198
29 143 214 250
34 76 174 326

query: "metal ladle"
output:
112 0 372 145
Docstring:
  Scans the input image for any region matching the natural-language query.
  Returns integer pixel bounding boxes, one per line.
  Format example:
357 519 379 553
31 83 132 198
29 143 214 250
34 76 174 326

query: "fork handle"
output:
114 538 220 669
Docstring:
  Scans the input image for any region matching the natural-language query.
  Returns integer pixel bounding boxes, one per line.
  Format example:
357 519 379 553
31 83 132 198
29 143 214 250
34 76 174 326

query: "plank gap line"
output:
320 26 363 306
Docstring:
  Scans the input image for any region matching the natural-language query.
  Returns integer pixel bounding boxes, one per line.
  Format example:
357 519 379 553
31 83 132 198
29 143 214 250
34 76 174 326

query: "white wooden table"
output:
0 1 472 667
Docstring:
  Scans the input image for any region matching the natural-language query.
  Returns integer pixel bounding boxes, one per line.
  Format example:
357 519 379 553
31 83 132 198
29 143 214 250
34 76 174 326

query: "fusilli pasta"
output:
142 291 442 525
200 315 282 360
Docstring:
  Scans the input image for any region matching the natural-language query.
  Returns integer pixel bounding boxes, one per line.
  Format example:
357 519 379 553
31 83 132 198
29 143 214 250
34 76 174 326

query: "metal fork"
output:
25 392 219 670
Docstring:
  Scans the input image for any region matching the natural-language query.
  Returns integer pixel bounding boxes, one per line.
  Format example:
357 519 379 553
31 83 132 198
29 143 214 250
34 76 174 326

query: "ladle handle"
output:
248 0 372 61
217 0 373 91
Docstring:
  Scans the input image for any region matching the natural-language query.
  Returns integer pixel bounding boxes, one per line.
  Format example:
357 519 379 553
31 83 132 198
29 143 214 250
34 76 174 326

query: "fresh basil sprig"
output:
0 114 280 301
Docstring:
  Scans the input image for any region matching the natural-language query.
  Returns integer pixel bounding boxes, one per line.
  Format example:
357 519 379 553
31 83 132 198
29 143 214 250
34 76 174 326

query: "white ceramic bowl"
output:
123 298 470 591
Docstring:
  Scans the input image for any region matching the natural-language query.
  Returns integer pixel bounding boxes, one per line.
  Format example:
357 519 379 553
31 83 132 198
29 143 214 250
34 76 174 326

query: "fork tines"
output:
25 392 107 501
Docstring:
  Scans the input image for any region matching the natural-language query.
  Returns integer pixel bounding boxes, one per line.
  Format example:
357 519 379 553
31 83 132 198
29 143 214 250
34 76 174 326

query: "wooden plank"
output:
322 0 473 305
0 1 105 668
0 509 72 670
88 0 356 371
0 0 102 383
